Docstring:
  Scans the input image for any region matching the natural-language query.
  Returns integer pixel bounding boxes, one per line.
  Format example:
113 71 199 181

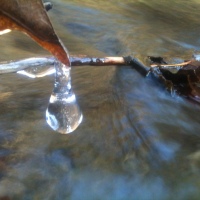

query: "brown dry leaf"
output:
0 0 70 66
149 56 200 103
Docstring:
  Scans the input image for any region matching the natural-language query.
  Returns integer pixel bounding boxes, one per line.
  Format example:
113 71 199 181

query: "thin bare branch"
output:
0 56 134 74
150 60 192 67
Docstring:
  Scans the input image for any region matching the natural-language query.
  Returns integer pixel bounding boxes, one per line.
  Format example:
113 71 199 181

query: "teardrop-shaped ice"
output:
46 61 82 134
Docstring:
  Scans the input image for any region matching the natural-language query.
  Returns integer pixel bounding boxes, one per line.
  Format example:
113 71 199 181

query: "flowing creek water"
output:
0 0 200 199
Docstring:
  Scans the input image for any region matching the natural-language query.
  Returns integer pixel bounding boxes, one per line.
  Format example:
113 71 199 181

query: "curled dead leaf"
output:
149 56 200 103
0 0 70 66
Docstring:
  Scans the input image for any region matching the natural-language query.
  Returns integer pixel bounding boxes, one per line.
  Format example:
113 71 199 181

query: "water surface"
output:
0 0 200 199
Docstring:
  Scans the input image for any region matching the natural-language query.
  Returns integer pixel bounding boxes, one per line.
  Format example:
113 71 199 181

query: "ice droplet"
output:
46 61 82 134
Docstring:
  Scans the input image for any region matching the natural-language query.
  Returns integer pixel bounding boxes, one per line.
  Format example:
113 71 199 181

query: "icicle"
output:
46 61 82 134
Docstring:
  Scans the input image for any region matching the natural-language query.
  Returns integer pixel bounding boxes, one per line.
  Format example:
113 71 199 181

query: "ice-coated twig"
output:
0 57 55 74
